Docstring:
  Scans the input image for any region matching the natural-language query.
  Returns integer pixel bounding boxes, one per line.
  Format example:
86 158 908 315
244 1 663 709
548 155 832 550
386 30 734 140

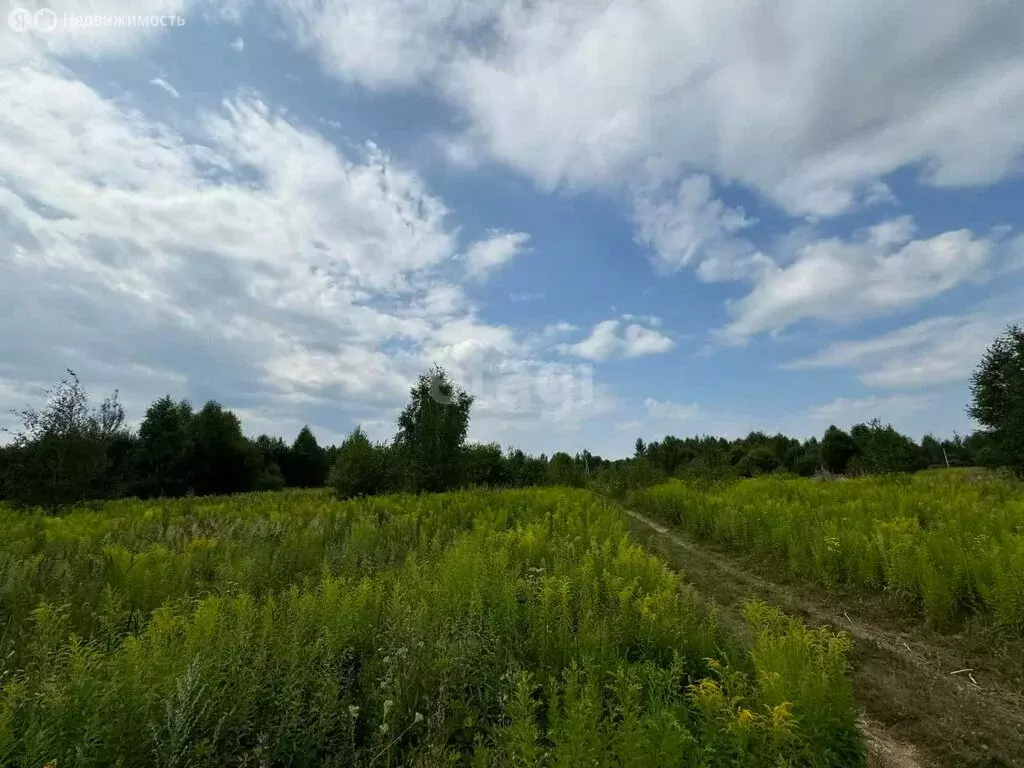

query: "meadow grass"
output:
630 470 1024 633
0 488 863 766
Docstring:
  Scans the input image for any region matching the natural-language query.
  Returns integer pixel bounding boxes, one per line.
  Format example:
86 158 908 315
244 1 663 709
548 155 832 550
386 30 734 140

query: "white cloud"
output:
268 0 1023 345
866 216 916 249
0 62 583 447
2 0 201 61
783 310 1021 389
864 181 898 208
559 320 673 361
561 320 621 361
622 323 675 358
620 313 662 327
271 0 504 89
438 1 1024 217
644 398 701 421
720 223 991 342
149 77 180 98
464 229 530 280
230 37 245 52
633 174 760 276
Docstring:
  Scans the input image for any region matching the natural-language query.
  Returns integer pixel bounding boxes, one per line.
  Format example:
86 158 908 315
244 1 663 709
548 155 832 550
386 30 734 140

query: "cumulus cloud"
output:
720 222 992 342
0 62 589 447
633 174 765 278
559 320 673 361
274 0 1023 345
437 1 1024 216
464 230 530 280
270 0 504 89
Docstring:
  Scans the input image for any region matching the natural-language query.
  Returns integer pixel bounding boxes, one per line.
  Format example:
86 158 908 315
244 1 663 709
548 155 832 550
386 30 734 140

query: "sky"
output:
1 0 1023 457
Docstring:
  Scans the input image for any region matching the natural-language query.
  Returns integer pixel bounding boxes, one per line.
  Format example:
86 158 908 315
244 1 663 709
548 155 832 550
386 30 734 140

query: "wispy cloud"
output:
149 77 180 98
464 230 531 280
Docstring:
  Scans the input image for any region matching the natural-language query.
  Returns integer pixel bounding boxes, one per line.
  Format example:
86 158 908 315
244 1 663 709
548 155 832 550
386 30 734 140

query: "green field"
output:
0 488 862 767
630 470 1024 632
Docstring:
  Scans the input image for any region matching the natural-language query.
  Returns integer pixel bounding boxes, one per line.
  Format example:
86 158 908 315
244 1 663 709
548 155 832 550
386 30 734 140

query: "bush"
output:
737 446 782 477
328 427 389 499
546 451 586 487
820 426 859 474
590 458 664 499
462 442 510 487
3 371 128 513
791 452 818 477
850 420 926 475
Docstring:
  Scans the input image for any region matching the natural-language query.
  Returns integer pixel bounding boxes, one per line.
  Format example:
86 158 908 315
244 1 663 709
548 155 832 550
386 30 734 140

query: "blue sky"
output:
2 0 1023 457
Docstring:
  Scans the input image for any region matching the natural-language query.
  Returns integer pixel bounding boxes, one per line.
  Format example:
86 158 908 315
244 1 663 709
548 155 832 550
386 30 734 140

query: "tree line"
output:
1 325 1021 512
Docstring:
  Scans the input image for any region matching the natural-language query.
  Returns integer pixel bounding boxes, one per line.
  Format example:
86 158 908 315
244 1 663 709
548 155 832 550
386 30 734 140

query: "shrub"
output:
737 446 782 477
328 427 388 499
820 426 859 474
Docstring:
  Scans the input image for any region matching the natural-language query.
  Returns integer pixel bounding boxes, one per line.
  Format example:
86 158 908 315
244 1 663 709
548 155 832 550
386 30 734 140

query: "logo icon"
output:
7 7 32 32
428 370 457 406
34 7 58 32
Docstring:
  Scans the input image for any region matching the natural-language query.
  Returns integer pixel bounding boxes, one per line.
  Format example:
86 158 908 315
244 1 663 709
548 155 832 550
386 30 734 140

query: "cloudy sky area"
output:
1 0 1023 456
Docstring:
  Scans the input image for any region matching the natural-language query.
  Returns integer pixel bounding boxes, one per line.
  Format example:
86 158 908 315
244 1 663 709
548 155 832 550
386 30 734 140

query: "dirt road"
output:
624 508 1024 768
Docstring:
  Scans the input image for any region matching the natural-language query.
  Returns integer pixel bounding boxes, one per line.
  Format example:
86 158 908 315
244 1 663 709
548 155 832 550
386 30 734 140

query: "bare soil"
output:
623 508 1024 768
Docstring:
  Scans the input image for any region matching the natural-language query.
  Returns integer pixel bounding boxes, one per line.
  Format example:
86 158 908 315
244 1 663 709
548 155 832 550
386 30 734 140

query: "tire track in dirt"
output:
624 508 1024 768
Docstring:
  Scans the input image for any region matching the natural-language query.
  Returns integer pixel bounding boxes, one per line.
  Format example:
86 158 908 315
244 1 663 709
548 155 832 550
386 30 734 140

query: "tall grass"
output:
630 470 1024 633
0 488 863 766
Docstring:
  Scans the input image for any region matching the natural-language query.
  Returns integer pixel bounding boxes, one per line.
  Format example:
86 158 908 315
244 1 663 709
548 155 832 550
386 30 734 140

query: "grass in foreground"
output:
0 488 862 766
630 470 1024 634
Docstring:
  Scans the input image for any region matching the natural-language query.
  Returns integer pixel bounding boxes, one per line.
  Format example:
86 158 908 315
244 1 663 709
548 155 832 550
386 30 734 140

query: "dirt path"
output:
624 508 1024 768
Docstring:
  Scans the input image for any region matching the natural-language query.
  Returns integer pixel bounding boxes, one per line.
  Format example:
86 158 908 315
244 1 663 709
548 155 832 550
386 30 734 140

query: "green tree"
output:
506 448 546 487
3 371 127 513
186 401 260 496
820 425 858 474
850 420 924 474
286 425 328 488
0 444 13 500
395 365 474 493
634 438 646 459
920 434 946 467
463 442 509 487
253 435 287 491
969 324 1024 475
132 396 195 498
791 451 819 477
328 427 388 499
546 452 586 487
737 445 782 477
